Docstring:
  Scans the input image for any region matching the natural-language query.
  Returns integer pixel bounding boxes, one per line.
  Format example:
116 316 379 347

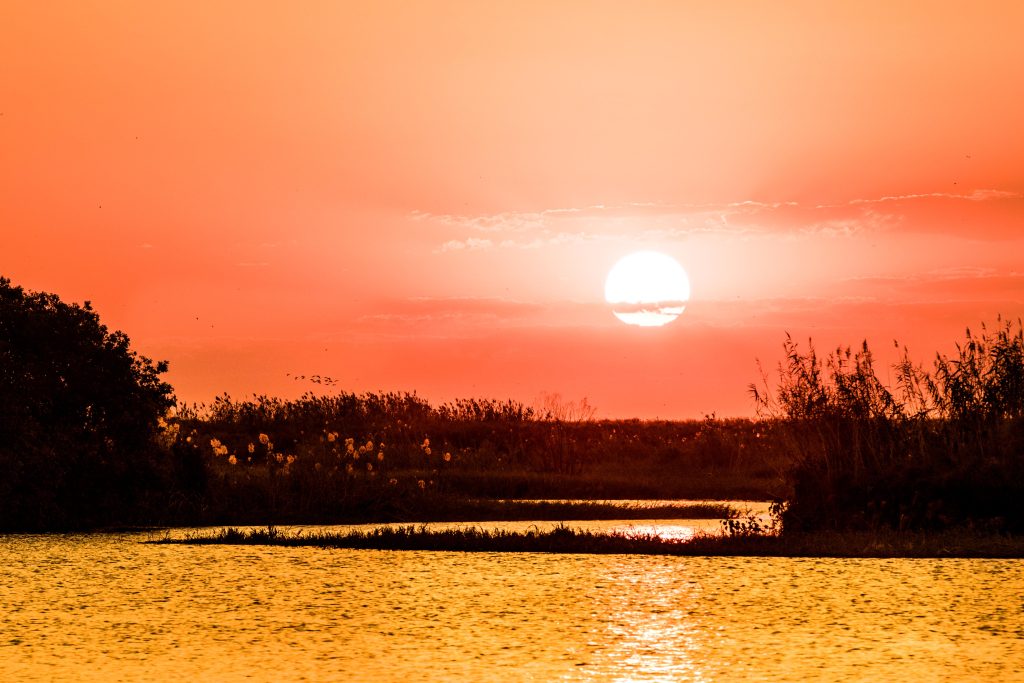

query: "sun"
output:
604 251 690 327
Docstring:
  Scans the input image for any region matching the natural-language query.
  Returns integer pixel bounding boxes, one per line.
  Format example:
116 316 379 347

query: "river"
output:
1 522 1021 681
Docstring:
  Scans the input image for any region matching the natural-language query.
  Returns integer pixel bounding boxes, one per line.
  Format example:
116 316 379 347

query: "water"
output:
2 528 1021 682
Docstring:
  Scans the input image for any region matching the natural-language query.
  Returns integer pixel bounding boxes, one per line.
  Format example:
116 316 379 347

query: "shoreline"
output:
149 525 1024 559
0 500 742 534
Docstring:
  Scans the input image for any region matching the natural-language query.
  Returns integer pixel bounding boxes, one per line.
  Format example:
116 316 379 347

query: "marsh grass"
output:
154 524 1024 558
753 317 1024 533
158 393 787 526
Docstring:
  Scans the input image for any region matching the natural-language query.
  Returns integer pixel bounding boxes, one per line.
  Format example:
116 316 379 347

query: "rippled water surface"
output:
2 529 1022 682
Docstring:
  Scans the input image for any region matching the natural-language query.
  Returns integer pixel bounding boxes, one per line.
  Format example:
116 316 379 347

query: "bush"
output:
0 277 175 529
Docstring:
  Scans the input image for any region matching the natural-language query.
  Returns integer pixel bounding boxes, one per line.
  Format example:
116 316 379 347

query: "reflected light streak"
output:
577 563 711 682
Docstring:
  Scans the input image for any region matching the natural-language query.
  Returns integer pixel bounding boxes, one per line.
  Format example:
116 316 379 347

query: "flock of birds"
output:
286 373 342 387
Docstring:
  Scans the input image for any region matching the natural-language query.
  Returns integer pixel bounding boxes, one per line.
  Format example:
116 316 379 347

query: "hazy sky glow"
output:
3 2 1023 417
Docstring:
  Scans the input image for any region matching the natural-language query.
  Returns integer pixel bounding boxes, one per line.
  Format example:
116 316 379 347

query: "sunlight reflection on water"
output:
1 528 1021 682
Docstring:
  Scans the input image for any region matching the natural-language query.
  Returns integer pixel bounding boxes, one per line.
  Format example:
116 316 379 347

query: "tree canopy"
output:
0 277 175 529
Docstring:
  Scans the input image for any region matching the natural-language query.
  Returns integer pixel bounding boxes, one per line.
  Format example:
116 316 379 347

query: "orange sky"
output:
3 1 1023 418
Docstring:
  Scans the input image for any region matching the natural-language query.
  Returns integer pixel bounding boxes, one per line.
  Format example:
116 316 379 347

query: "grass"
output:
152 524 1024 558
752 318 1024 534
163 392 790 529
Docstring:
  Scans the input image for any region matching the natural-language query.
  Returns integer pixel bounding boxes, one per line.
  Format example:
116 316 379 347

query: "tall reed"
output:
752 317 1024 532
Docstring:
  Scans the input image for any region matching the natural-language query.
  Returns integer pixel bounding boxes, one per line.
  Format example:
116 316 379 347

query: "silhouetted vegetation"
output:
752 318 1024 534
156 523 1024 558
165 392 784 525
0 277 177 530
0 273 778 531
2 275 1021 540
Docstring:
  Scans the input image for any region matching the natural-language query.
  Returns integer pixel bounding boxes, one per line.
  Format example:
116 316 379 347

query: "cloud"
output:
437 237 494 252
843 268 1024 303
438 230 620 252
683 296 1022 341
420 187 1023 252
356 296 547 326
834 189 1022 208
348 296 620 340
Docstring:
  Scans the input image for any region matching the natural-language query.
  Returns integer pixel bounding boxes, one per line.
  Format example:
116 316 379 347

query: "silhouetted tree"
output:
0 277 175 529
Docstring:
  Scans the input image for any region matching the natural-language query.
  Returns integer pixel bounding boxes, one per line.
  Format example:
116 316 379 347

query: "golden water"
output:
1 530 1021 682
